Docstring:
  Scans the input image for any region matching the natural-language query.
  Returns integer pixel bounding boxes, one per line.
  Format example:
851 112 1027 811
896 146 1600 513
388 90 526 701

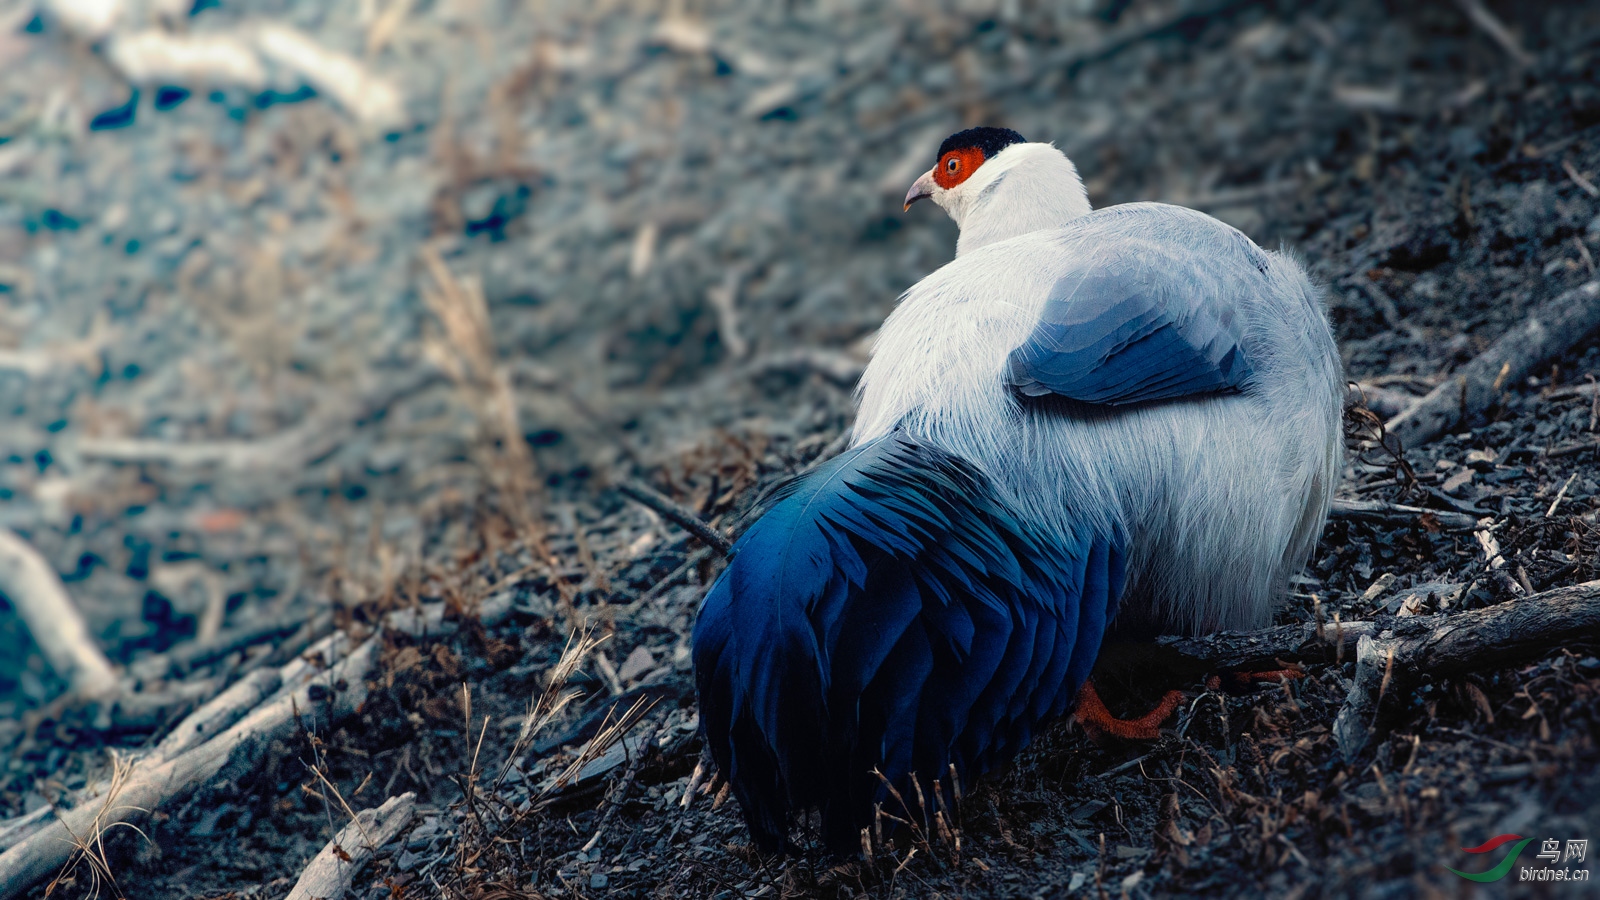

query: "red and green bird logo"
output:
1447 834 1535 882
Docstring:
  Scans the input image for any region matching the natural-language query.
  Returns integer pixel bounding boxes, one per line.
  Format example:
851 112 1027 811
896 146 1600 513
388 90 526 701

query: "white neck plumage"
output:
936 143 1094 256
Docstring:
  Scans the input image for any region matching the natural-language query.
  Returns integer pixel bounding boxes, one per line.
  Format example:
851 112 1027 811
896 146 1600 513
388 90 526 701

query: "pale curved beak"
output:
903 169 937 211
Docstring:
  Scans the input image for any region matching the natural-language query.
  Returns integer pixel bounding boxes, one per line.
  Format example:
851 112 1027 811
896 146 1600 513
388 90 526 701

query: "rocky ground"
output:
2 0 1599 897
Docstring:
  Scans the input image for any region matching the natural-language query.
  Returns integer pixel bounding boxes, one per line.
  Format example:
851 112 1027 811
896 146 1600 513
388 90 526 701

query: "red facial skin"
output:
933 147 986 190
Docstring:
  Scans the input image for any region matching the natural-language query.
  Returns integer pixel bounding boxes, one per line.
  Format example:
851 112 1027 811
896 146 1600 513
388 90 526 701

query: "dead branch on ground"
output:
1329 498 1480 531
1150 618 1378 675
1333 580 1600 761
0 634 378 899
1453 0 1535 68
0 528 119 699
284 792 417 900
617 480 734 557
1387 280 1600 449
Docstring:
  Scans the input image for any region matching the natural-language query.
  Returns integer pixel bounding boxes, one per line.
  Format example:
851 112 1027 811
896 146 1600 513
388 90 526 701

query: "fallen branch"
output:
0 809 52 855
1329 498 1480 531
1346 382 1421 419
1543 437 1600 458
0 528 118 698
255 23 406 130
1386 281 1600 449
106 30 268 91
0 634 378 899
47 3 405 129
151 668 282 762
157 609 331 678
1333 580 1600 761
284 792 417 900
616 481 734 557
1150 618 1377 675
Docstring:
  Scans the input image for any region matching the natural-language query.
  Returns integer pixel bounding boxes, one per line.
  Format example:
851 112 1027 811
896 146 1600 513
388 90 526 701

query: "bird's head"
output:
903 126 1092 255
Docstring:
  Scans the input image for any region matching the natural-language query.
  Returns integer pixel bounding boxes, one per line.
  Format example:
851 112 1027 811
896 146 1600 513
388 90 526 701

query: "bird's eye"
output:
946 157 960 174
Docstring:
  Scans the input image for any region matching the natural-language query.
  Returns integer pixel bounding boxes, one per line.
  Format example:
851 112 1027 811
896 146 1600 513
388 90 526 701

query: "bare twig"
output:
1544 437 1600 458
581 717 664 852
151 668 281 762
1137 617 1377 683
0 635 379 899
1545 472 1578 518
1387 281 1600 449
0 528 118 698
1564 160 1600 198
1453 0 1534 67
284 793 417 900
616 480 734 557
707 268 748 360
1329 498 1479 531
1333 580 1600 760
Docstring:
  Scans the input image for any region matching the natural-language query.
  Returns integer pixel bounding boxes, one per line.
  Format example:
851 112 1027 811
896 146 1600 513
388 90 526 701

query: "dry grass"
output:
418 244 587 631
418 620 673 897
45 752 149 900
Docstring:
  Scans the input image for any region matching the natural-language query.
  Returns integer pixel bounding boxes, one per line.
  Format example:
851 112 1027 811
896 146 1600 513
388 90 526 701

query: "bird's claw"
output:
1074 679 1184 741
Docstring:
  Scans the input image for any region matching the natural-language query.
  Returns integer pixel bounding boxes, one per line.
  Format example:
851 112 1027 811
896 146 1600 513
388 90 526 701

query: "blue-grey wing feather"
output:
1007 207 1264 406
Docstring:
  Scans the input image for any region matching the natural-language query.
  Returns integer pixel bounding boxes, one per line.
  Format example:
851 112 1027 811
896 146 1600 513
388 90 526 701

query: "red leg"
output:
1074 679 1184 741
1214 666 1305 692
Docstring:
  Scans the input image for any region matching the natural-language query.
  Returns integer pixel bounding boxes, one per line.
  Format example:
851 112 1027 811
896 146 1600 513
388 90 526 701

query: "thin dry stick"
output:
1330 498 1478 531
581 717 664 852
1453 0 1534 67
680 754 710 810
1545 472 1578 518
616 480 734 557
1565 160 1600 199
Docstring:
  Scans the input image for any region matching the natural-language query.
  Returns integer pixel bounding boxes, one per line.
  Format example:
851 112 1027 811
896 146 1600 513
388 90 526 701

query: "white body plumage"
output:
860 143 1344 635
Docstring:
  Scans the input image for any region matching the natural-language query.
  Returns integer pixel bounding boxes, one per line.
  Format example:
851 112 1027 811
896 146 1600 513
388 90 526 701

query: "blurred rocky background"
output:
1 0 1599 897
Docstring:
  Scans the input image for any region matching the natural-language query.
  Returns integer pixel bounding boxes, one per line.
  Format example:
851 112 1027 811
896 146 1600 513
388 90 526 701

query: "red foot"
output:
1206 666 1306 692
1074 679 1184 741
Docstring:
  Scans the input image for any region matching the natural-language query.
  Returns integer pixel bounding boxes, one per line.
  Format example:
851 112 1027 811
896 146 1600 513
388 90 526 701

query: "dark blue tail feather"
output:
692 431 1124 853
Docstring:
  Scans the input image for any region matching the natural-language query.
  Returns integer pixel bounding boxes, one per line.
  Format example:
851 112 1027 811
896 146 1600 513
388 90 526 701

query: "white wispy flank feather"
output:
858 143 1344 635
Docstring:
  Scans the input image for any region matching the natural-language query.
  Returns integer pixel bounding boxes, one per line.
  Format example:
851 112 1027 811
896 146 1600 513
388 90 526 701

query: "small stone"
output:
589 873 609 889
617 645 656 684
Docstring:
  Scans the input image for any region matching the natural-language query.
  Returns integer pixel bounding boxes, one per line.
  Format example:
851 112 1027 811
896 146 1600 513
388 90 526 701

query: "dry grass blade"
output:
45 752 151 900
419 242 546 544
496 623 607 789
304 757 377 850
581 716 665 852
537 694 658 805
